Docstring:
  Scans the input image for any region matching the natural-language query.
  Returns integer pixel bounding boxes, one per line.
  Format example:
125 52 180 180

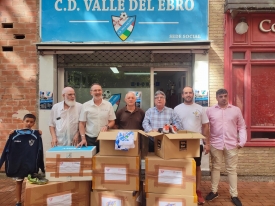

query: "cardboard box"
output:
97 130 141 156
24 181 90 206
90 190 140 206
146 193 198 206
140 130 205 159
145 153 196 196
92 154 140 191
46 146 96 181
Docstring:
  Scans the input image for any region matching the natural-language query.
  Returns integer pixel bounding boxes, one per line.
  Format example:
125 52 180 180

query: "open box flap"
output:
97 131 138 141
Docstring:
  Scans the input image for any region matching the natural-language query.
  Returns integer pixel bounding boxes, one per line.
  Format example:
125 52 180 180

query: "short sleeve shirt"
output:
49 101 82 146
79 99 116 137
174 103 209 145
115 106 145 130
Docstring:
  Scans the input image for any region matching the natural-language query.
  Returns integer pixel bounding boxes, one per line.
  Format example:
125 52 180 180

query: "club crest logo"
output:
29 139 35 146
112 12 136 41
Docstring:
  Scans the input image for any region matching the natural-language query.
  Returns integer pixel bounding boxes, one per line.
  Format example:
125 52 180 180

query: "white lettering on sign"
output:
259 19 275 33
54 0 195 12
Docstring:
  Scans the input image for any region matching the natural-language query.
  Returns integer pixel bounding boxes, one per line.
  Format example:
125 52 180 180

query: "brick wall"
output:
209 0 225 106
213 147 275 176
0 0 39 170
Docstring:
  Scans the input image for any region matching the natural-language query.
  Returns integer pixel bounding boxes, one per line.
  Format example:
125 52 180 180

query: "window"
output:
229 51 275 146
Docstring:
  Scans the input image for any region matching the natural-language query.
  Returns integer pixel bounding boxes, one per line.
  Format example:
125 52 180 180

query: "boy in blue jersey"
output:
15 114 36 206
0 114 44 206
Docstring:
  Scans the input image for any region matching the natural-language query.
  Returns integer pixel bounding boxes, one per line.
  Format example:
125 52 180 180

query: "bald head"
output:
62 87 75 95
125 92 136 107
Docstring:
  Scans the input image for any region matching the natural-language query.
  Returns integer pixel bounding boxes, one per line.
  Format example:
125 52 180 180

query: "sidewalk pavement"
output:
0 172 274 206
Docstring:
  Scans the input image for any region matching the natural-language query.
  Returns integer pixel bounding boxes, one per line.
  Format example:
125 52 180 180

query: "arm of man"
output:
172 111 183 130
202 122 210 154
142 110 153 132
236 109 247 149
72 130 80 146
77 121 87 147
101 120 115 132
113 109 121 129
49 126 58 147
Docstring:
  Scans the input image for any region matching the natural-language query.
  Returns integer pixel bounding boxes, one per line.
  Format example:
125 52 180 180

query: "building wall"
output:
209 0 275 175
209 0 224 105
1 0 274 175
0 0 39 170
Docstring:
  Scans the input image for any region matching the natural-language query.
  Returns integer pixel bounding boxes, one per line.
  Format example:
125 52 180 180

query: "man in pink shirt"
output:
205 89 247 206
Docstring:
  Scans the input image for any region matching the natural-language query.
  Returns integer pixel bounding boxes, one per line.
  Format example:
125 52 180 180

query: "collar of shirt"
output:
153 106 166 113
124 106 138 113
58 101 66 111
90 98 105 106
214 104 233 109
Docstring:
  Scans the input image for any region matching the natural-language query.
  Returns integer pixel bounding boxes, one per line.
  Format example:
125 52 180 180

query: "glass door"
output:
150 68 191 108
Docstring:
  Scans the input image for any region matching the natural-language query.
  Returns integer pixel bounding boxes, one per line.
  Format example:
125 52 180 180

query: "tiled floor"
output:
0 173 274 206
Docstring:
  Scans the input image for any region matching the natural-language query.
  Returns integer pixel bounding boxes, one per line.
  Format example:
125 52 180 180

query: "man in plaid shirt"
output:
142 90 183 152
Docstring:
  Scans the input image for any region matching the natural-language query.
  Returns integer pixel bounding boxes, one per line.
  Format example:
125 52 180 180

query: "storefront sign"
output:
259 19 275 33
41 0 208 42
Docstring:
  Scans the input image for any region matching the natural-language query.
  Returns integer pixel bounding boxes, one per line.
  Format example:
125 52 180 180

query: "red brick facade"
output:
0 0 39 170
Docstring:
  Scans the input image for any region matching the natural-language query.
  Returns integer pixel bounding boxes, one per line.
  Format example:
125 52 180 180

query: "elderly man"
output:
205 89 247 206
142 90 183 152
115 92 145 130
174 86 210 205
77 83 116 153
49 87 82 146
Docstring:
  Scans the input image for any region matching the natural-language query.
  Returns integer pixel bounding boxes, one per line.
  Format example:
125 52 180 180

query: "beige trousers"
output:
210 145 239 197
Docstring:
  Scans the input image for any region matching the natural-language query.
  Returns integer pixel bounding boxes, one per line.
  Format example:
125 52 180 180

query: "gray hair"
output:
125 91 136 99
154 90 166 98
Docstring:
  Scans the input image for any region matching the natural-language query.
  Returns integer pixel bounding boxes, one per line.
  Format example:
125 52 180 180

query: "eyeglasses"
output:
91 89 102 92
154 96 165 99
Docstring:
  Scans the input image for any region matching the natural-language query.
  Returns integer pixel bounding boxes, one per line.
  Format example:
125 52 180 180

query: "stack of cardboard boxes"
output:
23 129 203 206
24 146 96 206
91 130 142 205
142 131 205 206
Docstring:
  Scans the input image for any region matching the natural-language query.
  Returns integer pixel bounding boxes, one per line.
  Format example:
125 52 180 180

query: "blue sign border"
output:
41 0 208 43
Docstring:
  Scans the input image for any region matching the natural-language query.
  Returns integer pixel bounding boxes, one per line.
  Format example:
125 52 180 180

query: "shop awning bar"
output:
36 42 211 55
225 0 275 12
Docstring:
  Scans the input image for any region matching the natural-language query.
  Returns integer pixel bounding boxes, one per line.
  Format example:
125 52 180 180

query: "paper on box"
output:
140 130 205 159
146 193 198 206
145 153 196 196
46 146 96 181
90 190 140 206
92 154 140 191
24 181 90 206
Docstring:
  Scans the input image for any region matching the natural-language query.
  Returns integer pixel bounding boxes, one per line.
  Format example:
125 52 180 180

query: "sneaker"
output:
205 192 219 201
196 190 205 204
169 124 178 134
231 197 242 206
27 174 49 185
162 124 170 133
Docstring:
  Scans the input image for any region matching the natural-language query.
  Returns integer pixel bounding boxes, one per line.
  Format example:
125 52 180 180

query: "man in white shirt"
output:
49 87 82 146
77 83 116 153
174 86 210 205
